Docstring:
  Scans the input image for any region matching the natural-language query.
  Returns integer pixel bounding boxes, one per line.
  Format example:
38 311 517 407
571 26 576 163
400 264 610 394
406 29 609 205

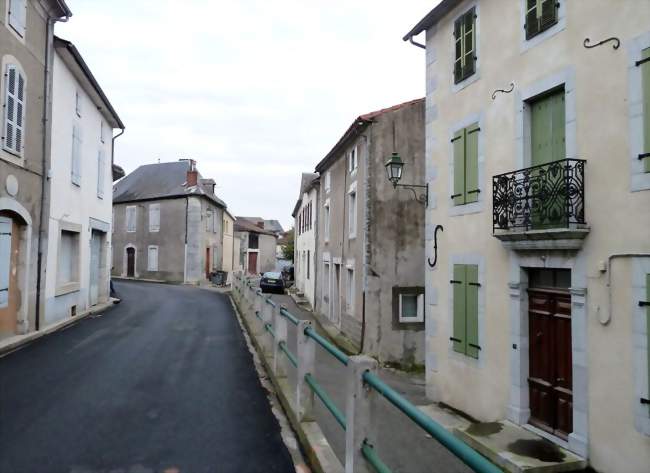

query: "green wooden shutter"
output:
466 265 480 359
466 124 480 203
531 91 565 166
452 130 465 205
646 274 650 412
453 17 463 83
525 0 540 40
539 0 558 31
642 47 650 172
452 265 466 354
551 92 566 162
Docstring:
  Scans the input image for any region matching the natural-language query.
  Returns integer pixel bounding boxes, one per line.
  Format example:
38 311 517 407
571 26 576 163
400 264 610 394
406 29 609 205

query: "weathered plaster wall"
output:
295 185 318 307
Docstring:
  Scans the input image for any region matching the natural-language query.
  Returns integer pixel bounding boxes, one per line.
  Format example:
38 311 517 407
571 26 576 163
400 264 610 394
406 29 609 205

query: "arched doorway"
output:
0 215 20 335
126 247 136 277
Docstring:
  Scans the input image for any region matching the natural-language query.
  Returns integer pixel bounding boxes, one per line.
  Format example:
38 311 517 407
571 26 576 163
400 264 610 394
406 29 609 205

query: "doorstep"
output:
0 298 118 357
454 420 586 473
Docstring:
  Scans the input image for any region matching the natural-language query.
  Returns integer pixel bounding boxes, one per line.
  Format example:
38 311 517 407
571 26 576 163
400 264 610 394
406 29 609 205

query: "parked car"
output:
260 271 285 294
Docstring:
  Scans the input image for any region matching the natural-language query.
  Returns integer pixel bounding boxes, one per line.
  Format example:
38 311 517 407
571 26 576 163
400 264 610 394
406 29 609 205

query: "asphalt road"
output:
0 281 294 473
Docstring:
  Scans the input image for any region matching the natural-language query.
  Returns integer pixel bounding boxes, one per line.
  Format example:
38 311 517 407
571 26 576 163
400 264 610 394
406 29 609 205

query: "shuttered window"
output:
149 204 160 232
71 125 81 186
525 0 558 40
2 64 26 156
8 0 27 37
0 217 12 309
147 246 158 272
97 150 105 198
57 231 79 285
126 206 136 232
451 264 480 359
206 210 212 232
453 7 476 84
642 47 650 173
452 123 480 206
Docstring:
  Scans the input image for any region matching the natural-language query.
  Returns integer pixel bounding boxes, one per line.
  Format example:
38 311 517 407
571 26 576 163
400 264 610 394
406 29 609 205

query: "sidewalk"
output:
250 289 471 473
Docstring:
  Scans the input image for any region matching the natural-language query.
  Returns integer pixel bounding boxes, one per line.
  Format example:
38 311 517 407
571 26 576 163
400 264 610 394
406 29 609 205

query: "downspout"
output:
359 132 371 354
35 13 70 331
184 196 189 282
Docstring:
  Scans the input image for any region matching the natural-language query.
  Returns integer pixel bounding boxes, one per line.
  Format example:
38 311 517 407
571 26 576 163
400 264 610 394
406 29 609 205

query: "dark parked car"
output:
260 271 285 294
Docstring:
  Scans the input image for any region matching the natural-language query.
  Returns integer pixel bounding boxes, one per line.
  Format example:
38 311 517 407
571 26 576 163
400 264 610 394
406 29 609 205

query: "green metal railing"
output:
362 371 502 473
362 441 391 473
278 341 297 368
279 307 300 325
305 373 347 430
304 326 349 366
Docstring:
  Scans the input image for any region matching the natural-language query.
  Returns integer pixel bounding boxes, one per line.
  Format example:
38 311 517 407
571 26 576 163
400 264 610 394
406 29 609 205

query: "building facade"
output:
0 0 71 338
314 99 426 368
112 161 230 284
43 37 124 325
404 0 650 470
235 218 277 275
293 173 319 308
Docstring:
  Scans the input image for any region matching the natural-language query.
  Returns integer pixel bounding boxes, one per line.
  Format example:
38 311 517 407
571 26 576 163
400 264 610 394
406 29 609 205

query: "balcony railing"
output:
492 158 586 232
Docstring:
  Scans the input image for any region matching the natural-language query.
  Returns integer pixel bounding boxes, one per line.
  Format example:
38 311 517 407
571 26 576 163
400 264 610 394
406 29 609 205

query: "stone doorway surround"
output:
506 251 588 459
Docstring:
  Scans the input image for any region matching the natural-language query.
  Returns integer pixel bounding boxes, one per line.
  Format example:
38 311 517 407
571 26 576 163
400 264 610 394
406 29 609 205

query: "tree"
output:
280 228 294 262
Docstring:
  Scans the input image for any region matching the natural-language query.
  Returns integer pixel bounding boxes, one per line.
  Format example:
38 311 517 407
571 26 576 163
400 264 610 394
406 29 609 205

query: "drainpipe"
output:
35 12 70 331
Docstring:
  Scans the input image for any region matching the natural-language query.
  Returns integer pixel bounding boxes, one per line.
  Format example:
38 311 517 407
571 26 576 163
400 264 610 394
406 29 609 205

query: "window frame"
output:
2 62 27 160
324 199 331 242
346 266 355 313
629 33 650 192
147 245 159 272
149 203 160 232
324 171 331 193
71 124 82 186
453 6 477 85
96 149 105 199
55 224 82 296
348 182 357 239
398 292 424 323
126 205 137 233
7 0 27 39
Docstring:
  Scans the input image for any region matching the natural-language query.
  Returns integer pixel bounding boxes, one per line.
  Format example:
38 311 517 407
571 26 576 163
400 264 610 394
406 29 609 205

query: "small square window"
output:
397 290 424 323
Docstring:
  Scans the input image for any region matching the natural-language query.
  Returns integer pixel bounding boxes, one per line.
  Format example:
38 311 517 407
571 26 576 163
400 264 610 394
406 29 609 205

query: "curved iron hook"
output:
427 225 444 268
583 37 620 50
491 82 515 100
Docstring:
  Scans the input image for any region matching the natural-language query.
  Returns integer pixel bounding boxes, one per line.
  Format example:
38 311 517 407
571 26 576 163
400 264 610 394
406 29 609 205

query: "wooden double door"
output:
528 269 573 440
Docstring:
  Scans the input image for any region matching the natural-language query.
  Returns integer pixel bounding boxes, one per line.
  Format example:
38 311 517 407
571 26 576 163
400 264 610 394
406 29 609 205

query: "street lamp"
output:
384 152 428 206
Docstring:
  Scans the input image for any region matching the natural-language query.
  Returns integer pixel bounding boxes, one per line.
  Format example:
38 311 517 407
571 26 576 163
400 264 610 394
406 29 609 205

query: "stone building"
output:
404 0 650 470
112 160 231 284
0 0 72 339
314 98 426 368
234 218 277 275
292 173 319 309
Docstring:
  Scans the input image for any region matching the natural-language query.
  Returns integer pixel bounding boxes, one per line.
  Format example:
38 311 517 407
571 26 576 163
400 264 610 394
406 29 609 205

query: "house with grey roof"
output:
237 217 284 236
234 218 277 275
112 160 231 283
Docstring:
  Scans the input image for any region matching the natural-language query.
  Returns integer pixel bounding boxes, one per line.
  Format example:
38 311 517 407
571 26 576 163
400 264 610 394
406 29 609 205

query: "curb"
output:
0 298 118 357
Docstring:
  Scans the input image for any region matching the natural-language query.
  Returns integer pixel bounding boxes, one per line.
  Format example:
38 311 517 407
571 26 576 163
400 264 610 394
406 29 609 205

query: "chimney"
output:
256 221 264 229
186 159 198 187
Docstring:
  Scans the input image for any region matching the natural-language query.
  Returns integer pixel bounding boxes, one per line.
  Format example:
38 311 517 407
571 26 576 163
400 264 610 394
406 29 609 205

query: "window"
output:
348 146 358 173
307 250 310 280
525 0 558 40
346 268 355 312
453 7 476 84
324 201 330 241
325 171 331 193
97 150 105 198
213 211 218 233
452 123 479 206
57 230 80 286
126 206 136 232
0 217 12 309
2 64 26 156
249 233 259 249
71 125 81 186
399 293 424 323
323 262 330 304
206 210 212 232
8 0 26 37
75 90 82 117
642 47 650 173
100 120 105 143
149 203 160 232
147 246 158 271
348 189 357 238
451 264 480 359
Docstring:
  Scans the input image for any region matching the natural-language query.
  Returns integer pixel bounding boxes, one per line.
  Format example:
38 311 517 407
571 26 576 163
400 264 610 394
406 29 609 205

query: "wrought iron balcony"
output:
492 159 587 247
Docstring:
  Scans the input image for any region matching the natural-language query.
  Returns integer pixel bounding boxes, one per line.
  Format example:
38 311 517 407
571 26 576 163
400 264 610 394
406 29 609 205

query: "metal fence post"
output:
260 294 273 357
273 304 288 377
296 320 315 422
345 355 378 473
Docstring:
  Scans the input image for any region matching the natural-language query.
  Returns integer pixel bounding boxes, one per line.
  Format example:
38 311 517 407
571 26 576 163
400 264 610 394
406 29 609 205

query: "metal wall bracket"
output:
583 37 620 50
491 82 514 100
428 225 444 268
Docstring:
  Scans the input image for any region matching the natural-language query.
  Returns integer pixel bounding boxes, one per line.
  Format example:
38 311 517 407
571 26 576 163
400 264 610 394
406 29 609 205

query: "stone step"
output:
454 420 586 473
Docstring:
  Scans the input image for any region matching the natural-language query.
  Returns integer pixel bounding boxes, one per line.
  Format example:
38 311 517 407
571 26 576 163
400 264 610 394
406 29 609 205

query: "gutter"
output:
35 12 70 332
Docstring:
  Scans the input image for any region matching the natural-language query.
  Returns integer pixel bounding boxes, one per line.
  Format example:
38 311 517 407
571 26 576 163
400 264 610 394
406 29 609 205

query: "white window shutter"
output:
71 125 81 185
126 206 136 232
149 204 160 232
3 65 25 156
148 246 158 271
9 0 26 37
0 217 12 308
97 150 105 198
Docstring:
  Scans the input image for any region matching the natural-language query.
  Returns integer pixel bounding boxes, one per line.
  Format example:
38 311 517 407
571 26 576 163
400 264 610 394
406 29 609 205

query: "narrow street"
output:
0 281 294 473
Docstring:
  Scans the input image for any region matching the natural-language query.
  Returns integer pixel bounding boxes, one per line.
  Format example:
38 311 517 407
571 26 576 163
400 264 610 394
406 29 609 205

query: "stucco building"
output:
112 160 231 284
43 36 124 325
0 0 72 339
292 172 319 308
404 1 650 470
234 217 277 275
314 99 426 368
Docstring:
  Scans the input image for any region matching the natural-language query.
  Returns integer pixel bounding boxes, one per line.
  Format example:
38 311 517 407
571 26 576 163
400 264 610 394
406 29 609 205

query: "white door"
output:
89 231 101 306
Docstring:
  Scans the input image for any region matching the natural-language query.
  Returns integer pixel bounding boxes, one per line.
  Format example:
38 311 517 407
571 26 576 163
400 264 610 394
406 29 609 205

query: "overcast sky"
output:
58 1 436 230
